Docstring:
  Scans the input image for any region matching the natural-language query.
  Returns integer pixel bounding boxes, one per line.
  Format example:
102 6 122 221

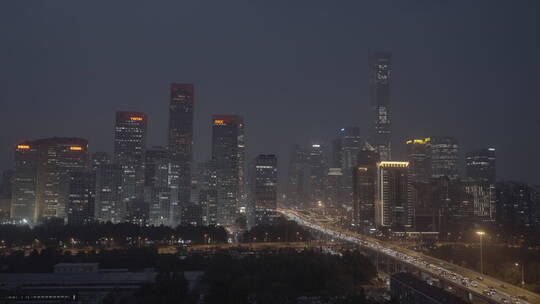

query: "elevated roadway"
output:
278 208 539 304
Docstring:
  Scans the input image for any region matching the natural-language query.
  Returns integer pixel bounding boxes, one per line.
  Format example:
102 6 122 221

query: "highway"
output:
278 208 540 304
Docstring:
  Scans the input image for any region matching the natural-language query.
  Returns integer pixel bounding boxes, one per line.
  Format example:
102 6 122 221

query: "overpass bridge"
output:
278 208 539 304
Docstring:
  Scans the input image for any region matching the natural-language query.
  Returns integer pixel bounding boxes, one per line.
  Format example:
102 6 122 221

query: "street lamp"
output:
515 263 525 286
476 231 486 275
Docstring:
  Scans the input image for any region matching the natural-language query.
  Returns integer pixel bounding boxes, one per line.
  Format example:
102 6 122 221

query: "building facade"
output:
67 171 95 225
34 138 89 222
287 144 309 209
94 164 123 223
168 84 194 226
308 144 327 209
144 146 170 226
496 181 537 232
353 149 379 231
113 111 147 223
426 136 459 180
251 154 278 226
11 142 39 223
369 52 392 161
375 161 413 228
211 115 244 227
336 127 362 207
465 148 496 220
196 161 217 226
406 138 431 184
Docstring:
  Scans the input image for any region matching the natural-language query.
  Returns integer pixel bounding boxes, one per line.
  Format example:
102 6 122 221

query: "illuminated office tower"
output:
67 171 95 225
466 148 496 184
211 115 244 226
308 143 327 208
91 152 110 171
113 111 147 223
336 127 362 206
237 121 246 209
353 149 379 230
11 142 39 224
405 138 431 184
369 52 392 161
34 137 89 222
375 161 413 228
250 154 278 226
496 182 537 231
287 144 309 209
465 148 496 219
168 84 194 226
94 163 123 223
427 136 459 180
326 168 342 210
144 146 170 226
0 170 13 221
197 161 217 226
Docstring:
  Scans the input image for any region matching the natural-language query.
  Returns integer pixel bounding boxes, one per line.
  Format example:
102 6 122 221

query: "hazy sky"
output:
1 0 539 184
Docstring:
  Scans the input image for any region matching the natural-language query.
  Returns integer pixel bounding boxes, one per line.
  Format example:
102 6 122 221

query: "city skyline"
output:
1 1 539 185
1 2 540 303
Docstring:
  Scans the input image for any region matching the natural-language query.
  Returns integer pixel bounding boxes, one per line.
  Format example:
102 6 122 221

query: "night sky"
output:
1 1 539 184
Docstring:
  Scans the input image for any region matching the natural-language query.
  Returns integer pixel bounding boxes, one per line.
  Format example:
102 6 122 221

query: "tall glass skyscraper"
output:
168 84 194 226
466 148 496 184
113 111 147 223
287 144 309 209
34 137 89 222
406 138 431 184
94 163 123 223
375 161 413 228
336 127 362 207
308 144 326 209
369 52 392 161
211 115 244 227
353 149 379 231
144 146 170 226
11 141 39 224
427 136 459 180
67 170 95 225
465 148 496 220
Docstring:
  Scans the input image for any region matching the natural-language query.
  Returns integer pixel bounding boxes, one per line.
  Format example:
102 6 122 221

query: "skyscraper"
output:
67 170 95 225
427 136 459 180
113 111 147 223
465 148 496 220
325 167 342 210
353 149 379 231
287 144 309 209
466 148 496 184
211 115 244 227
369 52 392 161
91 152 110 171
168 84 194 226
34 138 89 222
94 163 123 223
375 161 413 228
406 138 431 184
496 182 537 232
250 154 278 226
196 161 217 226
144 146 170 226
0 170 13 221
308 144 326 209
11 142 39 224
336 127 362 207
